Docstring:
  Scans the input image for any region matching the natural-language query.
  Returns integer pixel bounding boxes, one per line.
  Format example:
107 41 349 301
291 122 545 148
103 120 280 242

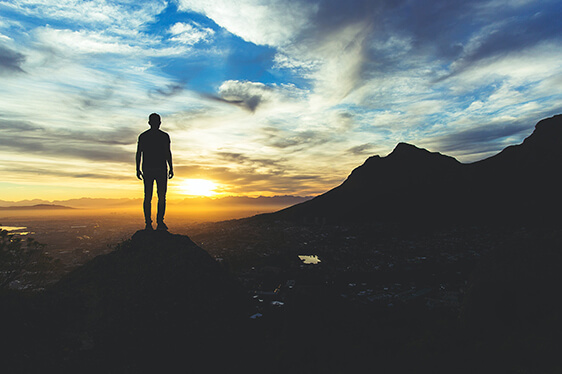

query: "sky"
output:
1 0 562 201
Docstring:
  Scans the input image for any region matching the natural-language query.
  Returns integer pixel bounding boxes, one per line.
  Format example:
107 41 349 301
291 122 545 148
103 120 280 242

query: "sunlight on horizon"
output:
178 179 219 197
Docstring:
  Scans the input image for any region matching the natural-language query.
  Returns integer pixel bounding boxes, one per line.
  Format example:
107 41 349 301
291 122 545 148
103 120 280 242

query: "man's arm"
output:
167 136 174 179
136 141 143 180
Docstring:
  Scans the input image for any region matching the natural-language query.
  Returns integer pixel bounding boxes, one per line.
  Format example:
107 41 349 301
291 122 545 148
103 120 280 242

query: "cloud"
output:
0 118 40 131
443 14 562 80
0 134 132 163
0 164 127 180
34 27 190 57
0 119 140 163
149 83 185 98
347 143 376 156
216 151 285 171
272 53 319 71
176 0 317 47
420 119 534 161
216 80 270 112
3 0 167 31
36 28 136 55
0 44 25 73
260 127 332 150
55 127 139 146
212 80 307 112
168 22 214 45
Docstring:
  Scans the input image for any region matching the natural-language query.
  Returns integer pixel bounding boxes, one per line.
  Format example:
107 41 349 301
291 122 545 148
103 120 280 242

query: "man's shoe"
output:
145 223 153 231
156 222 168 231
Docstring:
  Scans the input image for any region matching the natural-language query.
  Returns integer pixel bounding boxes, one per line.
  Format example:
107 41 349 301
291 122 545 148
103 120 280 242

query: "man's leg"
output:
155 170 168 226
143 172 155 227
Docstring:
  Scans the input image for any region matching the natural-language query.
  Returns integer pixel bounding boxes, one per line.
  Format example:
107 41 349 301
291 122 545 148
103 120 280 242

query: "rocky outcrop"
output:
8 230 252 373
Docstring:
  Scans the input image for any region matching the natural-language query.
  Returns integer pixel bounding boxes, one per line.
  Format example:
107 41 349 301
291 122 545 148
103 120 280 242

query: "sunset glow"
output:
178 179 218 197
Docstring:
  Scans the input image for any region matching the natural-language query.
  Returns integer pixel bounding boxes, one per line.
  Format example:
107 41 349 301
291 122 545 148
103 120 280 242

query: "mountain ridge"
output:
0 204 75 210
266 114 562 225
0 195 312 209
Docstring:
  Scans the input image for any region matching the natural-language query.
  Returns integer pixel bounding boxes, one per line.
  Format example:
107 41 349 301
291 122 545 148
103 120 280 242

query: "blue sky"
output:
1 0 562 200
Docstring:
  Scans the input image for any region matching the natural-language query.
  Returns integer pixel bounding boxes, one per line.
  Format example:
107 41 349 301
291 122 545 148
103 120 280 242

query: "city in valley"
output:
1 206 523 314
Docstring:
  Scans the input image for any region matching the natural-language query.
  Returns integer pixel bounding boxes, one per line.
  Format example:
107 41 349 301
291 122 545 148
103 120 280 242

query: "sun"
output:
178 179 218 197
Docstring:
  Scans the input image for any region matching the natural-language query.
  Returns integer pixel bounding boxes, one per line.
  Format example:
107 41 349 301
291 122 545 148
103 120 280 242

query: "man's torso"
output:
138 129 170 171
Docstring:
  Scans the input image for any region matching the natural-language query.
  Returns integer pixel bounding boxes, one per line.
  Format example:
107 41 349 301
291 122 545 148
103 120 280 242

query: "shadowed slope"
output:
273 142 465 223
465 115 562 222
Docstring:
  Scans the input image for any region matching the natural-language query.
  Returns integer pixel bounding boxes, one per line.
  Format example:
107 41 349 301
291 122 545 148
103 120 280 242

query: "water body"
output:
298 255 321 264
0 226 30 235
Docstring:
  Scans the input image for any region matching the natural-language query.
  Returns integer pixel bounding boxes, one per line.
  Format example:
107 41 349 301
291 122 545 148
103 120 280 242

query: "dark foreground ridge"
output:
3 221 562 373
2 230 252 373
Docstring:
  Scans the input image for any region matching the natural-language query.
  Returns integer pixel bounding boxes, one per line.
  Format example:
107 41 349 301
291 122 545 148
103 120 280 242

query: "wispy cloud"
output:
168 21 214 45
420 119 532 159
347 143 377 156
0 134 132 163
176 0 317 47
0 44 25 73
0 118 39 131
216 80 270 112
149 83 185 98
212 80 306 112
0 164 127 180
1 0 167 30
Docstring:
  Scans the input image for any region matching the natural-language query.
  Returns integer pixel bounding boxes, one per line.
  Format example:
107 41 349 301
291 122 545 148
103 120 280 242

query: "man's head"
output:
148 113 161 129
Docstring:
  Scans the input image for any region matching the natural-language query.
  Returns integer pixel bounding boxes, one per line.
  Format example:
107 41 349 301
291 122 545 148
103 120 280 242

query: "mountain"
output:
0 199 50 207
4 230 252 373
0 204 75 210
269 115 562 225
1 196 312 210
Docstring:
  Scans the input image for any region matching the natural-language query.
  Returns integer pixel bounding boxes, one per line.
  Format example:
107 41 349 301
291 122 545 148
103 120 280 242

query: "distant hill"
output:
267 114 562 225
0 204 75 210
0 196 312 209
0 199 49 207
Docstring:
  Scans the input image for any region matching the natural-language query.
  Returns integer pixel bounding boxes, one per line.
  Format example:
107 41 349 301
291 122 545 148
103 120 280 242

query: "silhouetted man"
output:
136 113 174 230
